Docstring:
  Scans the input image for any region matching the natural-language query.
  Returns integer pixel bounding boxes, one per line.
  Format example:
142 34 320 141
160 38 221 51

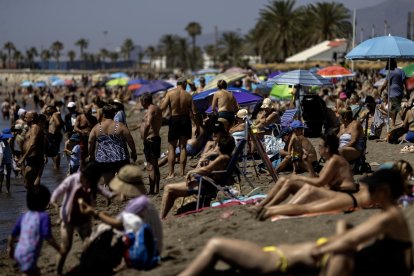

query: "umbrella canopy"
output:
193 87 262 112
35 81 46 88
403 64 414 78
106 78 128 87
203 72 246 91
267 69 332 87
225 67 248 74
128 84 142 91
128 79 149 85
109 72 129 79
267 71 283 79
20 80 33 87
346 35 414 60
133 80 173 97
270 84 293 100
317 65 354 78
51 79 65 86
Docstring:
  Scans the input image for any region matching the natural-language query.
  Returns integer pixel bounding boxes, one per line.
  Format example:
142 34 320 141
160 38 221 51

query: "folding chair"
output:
274 108 298 136
193 139 255 210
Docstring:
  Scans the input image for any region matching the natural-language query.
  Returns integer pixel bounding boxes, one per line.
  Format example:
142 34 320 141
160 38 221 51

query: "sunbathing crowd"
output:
2 69 414 275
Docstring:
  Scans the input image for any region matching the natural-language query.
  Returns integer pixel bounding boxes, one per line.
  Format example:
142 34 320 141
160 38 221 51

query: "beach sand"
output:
1 108 414 276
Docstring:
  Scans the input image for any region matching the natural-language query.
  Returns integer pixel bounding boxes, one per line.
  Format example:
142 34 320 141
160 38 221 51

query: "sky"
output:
0 0 384 55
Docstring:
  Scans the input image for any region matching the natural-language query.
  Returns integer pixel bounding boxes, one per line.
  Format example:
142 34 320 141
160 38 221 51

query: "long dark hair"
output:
321 134 339 155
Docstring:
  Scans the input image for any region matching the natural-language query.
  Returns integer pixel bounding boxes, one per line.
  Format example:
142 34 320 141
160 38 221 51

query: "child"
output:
288 121 317 176
64 133 81 175
7 185 62 275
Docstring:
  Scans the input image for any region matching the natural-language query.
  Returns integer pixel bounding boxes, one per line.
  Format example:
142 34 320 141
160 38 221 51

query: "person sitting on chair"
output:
253 98 279 132
337 108 364 162
160 135 235 219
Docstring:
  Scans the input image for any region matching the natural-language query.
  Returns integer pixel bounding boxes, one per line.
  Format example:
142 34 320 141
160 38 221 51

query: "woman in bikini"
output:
337 108 365 162
257 160 412 220
254 134 355 218
179 169 412 276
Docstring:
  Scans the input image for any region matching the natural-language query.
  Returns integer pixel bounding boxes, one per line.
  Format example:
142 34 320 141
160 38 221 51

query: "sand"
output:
1 104 414 276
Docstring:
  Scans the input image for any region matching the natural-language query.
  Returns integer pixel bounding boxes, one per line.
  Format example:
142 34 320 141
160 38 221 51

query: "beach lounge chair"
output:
274 108 298 136
193 139 256 210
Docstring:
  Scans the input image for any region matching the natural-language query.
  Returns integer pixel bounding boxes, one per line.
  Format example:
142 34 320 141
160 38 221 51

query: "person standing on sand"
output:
161 77 198 178
74 105 98 164
45 105 64 170
140 93 163 194
211 79 239 130
17 111 46 188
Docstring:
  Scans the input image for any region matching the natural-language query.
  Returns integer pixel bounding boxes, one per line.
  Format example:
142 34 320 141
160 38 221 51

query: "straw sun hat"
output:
261 98 273 109
109 165 147 197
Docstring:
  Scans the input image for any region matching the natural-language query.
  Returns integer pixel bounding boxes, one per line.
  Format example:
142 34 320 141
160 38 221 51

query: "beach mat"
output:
174 194 266 218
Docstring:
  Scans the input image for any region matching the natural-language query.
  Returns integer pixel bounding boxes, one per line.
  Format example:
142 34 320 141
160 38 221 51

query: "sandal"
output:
400 146 411 153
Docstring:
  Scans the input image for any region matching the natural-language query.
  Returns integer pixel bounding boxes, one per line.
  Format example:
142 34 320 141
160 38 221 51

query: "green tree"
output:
41 49 51 69
159 34 178 69
26 47 38 69
51 41 64 69
3 41 16 68
67 50 76 69
185 22 202 70
145 46 156 69
75 38 88 68
251 0 302 62
109 52 119 67
304 2 351 44
121 38 134 61
0 51 7 68
218 32 244 67
13 50 22 69
176 37 191 70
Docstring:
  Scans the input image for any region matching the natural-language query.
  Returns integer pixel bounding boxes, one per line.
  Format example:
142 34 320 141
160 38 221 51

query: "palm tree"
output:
252 0 303 62
121 38 134 62
26 47 38 69
109 52 119 67
0 51 6 68
304 2 351 44
13 50 22 69
50 41 64 69
185 22 202 70
145 46 156 69
75 38 88 68
218 32 244 67
67 50 76 69
159 34 178 69
99 48 109 69
176 37 191 70
41 49 51 69
3 41 16 68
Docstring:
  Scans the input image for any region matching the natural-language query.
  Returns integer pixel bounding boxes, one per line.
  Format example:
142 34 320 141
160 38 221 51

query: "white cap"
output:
67 102 76 108
17 108 26 117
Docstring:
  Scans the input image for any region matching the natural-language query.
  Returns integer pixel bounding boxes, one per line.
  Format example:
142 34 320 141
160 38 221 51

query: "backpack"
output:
123 223 160 270
78 225 124 275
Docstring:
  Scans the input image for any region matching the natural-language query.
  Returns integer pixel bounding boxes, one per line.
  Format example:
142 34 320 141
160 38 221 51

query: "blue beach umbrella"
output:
20 80 33 87
133 80 173 97
109 72 129 79
127 79 149 85
346 35 414 131
51 79 65 86
267 69 332 87
35 81 46 88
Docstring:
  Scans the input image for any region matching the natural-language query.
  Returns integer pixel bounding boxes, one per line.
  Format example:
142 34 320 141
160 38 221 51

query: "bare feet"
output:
165 173 175 179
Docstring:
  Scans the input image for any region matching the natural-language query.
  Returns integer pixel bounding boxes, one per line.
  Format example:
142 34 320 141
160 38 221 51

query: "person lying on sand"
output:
160 135 235 219
179 169 413 276
254 134 355 217
257 160 412 220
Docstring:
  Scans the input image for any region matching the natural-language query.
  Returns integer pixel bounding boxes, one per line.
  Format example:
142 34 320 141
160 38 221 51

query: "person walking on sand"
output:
45 105 64 170
140 93 163 194
17 111 46 188
161 77 198 178
74 105 98 164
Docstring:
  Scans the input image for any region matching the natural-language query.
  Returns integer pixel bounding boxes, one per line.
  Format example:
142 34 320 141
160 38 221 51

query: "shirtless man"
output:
17 111 46 188
140 93 163 194
45 105 64 169
211 79 239 130
161 77 198 178
74 105 98 164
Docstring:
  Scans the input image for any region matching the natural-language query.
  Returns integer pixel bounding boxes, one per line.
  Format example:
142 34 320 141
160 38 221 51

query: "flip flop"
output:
401 146 411 153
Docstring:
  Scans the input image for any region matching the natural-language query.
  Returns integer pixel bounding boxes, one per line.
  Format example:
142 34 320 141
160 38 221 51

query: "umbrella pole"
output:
387 58 391 132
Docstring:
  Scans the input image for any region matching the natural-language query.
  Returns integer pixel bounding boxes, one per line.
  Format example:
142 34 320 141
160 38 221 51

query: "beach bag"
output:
79 224 124 275
387 126 406 144
123 223 160 270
